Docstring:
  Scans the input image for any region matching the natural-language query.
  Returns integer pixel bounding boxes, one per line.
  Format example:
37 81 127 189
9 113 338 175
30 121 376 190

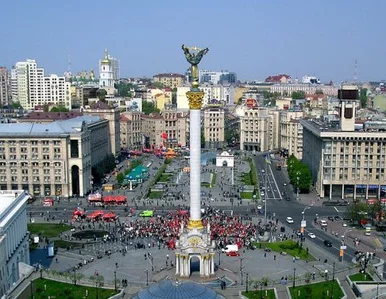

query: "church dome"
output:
132 280 224 299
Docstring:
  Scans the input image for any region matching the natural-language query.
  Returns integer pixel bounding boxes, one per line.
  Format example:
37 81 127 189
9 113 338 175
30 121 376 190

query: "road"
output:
253 153 359 264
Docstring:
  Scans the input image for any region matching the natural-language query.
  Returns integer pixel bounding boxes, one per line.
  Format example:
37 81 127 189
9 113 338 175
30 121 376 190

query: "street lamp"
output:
217 250 221 266
341 229 353 263
300 205 312 241
293 268 296 289
114 270 117 291
73 268 77 285
296 171 300 201
246 272 249 293
145 269 149 286
239 257 244 286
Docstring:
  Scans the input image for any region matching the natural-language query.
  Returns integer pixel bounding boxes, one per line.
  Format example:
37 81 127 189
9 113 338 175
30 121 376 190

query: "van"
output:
139 210 154 217
320 220 328 227
222 244 239 253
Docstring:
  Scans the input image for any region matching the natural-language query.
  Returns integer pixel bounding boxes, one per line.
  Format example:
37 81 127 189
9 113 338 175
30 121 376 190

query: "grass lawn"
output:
257 240 315 261
148 191 163 199
241 192 254 199
242 172 253 185
349 272 373 282
242 289 275 299
211 173 217 187
30 278 118 299
28 223 71 238
289 280 344 299
159 174 171 182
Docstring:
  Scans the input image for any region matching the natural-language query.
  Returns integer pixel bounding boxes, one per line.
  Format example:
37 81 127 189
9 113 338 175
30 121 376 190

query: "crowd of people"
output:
69 206 276 252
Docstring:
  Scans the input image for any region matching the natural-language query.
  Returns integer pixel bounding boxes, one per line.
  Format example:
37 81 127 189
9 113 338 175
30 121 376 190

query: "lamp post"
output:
145 269 149 286
341 229 352 263
73 267 77 285
217 250 221 266
239 257 244 286
293 268 296 289
296 171 300 201
331 262 335 298
114 270 117 291
246 272 249 293
300 205 312 241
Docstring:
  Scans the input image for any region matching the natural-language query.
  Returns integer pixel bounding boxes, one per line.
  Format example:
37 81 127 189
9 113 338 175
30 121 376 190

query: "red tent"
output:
367 199 376 205
43 198 54 207
72 208 85 217
115 195 127 204
88 193 102 202
103 195 115 203
103 212 117 220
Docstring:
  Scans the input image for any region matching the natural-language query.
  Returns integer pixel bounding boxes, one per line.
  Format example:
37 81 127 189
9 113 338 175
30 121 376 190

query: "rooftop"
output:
0 115 101 136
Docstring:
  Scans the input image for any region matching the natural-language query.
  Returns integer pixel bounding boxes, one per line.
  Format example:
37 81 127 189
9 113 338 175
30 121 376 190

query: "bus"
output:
276 162 281 170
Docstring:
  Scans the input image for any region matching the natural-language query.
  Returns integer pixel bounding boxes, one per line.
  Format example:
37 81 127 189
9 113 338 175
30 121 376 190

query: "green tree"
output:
346 202 369 223
116 173 124 185
172 88 177 105
287 154 312 193
236 97 243 105
12 102 22 109
153 81 165 89
115 82 136 97
142 100 160 115
97 89 107 102
315 89 324 94
50 105 69 112
291 91 306 99
43 103 49 112
360 88 368 108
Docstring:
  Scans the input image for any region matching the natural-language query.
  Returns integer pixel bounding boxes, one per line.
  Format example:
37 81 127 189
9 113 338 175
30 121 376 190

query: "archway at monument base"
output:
190 255 201 275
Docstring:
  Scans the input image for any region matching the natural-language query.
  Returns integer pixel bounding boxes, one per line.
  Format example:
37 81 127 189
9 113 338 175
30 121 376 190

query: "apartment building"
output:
83 101 120 157
0 115 111 197
0 67 10 107
120 111 143 150
270 83 337 97
142 110 187 148
301 85 386 200
280 111 304 159
239 107 279 152
203 106 225 149
11 59 71 110
153 73 185 89
198 70 237 85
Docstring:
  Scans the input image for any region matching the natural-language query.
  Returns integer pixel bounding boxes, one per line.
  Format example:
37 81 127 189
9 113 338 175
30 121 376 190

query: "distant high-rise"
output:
99 49 119 88
0 67 10 107
11 59 71 110
198 70 237 85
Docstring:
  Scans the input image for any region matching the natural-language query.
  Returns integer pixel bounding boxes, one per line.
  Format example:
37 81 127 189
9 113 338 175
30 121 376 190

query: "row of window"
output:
1 176 62 182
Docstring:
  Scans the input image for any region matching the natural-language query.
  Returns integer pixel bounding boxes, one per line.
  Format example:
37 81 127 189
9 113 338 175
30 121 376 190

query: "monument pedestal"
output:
175 226 215 278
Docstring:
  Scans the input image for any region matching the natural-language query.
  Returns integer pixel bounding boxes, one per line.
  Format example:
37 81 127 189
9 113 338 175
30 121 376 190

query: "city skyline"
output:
1 0 385 82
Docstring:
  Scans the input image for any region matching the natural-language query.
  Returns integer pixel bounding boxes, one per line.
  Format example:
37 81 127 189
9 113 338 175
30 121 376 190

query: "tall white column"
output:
211 255 215 275
190 109 201 222
176 255 179 275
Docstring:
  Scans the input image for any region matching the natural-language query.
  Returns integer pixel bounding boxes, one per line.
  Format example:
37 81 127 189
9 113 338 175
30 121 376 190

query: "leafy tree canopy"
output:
287 154 312 193
291 91 306 99
142 100 160 115
50 105 69 112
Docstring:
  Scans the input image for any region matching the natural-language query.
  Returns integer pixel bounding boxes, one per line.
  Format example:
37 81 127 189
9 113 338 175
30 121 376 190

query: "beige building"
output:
120 111 143 150
203 106 225 149
240 107 279 152
142 110 187 148
301 85 386 200
280 111 304 159
0 116 112 197
0 67 9 107
83 101 120 156
153 73 185 88
270 84 337 97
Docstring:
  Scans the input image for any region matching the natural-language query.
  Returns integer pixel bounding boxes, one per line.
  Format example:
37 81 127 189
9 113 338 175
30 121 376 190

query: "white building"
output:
11 59 71 110
177 84 235 109
99 49 119 88
280 111 304 159
270 83 337 97
0 190 30 296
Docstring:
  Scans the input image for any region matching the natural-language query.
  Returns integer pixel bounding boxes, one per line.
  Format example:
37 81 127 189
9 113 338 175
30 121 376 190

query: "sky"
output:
1 0 385 82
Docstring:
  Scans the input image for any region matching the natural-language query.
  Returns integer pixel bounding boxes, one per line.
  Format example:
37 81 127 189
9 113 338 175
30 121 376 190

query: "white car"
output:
308 232 316 239
260 192 265 197
283 182 287 186
342 223 347 227
286 217 294 224
257 205 262 210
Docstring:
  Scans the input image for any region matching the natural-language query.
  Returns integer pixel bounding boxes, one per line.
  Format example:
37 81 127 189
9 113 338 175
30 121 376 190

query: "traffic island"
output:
257 240 315 261
241 289 276 298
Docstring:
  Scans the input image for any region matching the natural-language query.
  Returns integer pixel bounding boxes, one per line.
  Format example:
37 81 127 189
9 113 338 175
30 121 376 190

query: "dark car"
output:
334 215 342 221
327 216 334 221
324 240 332 247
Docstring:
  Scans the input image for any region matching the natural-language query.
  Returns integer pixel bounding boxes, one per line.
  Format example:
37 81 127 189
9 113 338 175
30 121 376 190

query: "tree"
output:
291 91 306 99
116 173 124 185
115 82 137 97
172 88 177 105
12 102 22 109
50 105 69 112
142 100 160 115
236 97 243 105
346 202 369 223
287 154 312 193
315 89 324 95
360 88 368 108
153 81 164 89
97 89 107 102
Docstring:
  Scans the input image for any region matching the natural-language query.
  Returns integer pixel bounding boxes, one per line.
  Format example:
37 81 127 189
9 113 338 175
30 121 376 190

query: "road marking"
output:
268 163 282 200
334 207 339 212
